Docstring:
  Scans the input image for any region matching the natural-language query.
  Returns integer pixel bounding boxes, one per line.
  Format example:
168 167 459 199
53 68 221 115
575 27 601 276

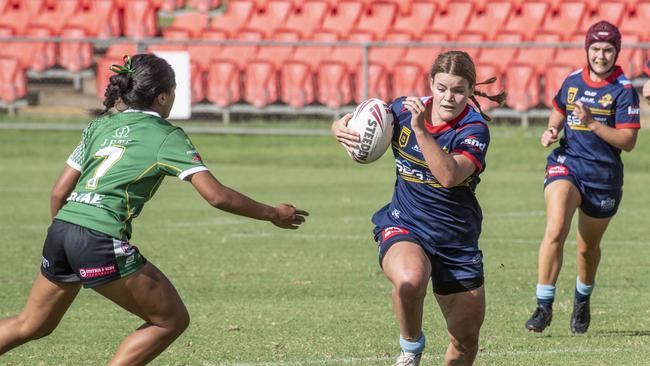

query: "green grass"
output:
1 126 650 365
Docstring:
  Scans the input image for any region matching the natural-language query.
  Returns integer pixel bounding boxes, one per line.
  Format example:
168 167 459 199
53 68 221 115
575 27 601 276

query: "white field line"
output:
205 347 632 366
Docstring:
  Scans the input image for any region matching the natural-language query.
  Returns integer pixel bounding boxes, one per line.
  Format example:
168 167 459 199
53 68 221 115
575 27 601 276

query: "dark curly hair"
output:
102 54 176 114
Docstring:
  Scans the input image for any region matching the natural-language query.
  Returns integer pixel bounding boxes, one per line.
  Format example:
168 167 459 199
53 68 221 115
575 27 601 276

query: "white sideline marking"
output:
205 347 631 366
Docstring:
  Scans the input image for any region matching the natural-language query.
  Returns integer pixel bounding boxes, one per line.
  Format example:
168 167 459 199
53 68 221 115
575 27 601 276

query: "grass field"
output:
2 125 650 365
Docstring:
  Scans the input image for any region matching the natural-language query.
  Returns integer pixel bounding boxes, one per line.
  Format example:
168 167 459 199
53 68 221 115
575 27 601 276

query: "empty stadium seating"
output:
1 0 649 113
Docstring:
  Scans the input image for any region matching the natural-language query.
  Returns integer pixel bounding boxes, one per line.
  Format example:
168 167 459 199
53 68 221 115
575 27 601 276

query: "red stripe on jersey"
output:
453 149 483 171
381 226 410 242
424 105 470 134
615 122 640 129
552 99 566 116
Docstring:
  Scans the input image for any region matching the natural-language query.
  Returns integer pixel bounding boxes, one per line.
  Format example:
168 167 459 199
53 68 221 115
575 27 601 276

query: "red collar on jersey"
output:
581 65 623 88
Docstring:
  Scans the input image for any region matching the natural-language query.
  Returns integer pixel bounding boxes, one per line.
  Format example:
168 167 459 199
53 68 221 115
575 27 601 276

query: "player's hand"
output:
331 113 359 150
572 101 594 127
643 80 650 105
403 97 426 132
271 204 308 229
541 127 559 147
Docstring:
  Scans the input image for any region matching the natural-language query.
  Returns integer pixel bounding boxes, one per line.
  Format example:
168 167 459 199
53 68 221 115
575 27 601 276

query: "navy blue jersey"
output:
372 96 490 246
550 66 640 189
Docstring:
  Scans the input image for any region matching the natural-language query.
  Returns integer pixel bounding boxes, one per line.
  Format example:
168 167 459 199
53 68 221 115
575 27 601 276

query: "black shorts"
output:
375 227 484 295
40 219 147 288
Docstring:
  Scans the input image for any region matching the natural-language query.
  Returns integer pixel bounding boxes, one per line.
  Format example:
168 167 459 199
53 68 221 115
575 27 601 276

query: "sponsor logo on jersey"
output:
584 90 597 97
411 144 421 153
600 197 616 211
628 106 640 115
41 256 50 269
461 135 487 152
381 226 410 242
547 165 569 177
598 93 613 107
186 149 203 163
112 126 130 138
399 126 411 148
67 192 104 206
391 208 401 219
79 265 117 278
567 87 579 104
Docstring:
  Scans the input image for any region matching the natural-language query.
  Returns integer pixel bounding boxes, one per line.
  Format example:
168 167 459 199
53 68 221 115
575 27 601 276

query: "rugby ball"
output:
347 98 394 164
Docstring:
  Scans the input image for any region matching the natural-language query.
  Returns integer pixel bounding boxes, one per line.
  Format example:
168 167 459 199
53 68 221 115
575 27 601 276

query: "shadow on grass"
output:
597 330 650 337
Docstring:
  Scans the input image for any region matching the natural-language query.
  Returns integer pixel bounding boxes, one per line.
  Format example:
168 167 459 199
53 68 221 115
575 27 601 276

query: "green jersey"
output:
56 110 208 240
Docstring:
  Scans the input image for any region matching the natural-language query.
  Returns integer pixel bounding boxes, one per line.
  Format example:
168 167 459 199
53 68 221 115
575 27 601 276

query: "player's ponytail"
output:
101 54 176 115
430 51 506 121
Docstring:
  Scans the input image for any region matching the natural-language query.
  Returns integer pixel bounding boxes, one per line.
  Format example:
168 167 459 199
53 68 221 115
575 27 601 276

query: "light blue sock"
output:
576 277 594 301
399 333 425 354
536 284 556 307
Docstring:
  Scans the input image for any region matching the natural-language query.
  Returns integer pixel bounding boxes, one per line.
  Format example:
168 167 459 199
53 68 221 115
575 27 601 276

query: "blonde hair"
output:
429 50 506 121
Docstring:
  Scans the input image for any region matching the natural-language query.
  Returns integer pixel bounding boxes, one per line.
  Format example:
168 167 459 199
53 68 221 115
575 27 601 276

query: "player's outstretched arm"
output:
50 165 81 218
189 170 308 229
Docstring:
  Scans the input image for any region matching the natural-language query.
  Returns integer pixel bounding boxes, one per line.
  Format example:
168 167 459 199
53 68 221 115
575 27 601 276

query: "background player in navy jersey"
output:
333 51 504 366
525 21 640 334
0 54 308 365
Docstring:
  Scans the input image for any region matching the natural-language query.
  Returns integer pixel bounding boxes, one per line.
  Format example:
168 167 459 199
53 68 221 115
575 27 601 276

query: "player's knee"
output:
394 271 428 298
448 329 479 353
167 306 190 337
16 315 58 341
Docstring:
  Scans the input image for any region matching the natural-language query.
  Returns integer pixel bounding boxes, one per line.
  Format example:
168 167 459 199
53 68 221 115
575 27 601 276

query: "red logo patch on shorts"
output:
382 227 410 242
547 165 569 177
79 265 117 278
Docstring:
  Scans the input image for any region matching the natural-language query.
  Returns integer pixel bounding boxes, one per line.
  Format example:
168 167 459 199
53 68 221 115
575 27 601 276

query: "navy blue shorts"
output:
374 226 484 295
545 165 622 219
40 219 147 288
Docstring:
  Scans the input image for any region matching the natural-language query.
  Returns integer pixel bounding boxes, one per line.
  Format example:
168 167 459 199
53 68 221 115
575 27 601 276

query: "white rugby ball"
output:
347 98 394 164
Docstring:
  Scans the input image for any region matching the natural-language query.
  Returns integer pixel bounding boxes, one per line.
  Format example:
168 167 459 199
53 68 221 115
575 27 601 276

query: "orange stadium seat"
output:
390 0 436 39
0 0 44 35
241 0 293 38
123 0 158 38
318 0 363 38
513 33 561 76
398 31 448 71
212 29 263 70
456 33 484 63
96 43 139 100
428 1 474 40
559 33 588 69
274 0 329 39
583 0 638 14
188 0 221 11
539 1 586 40
206 61 240 107
391 62 428 98
159 0 185 11
578 2 626 33
505 64 541 111
502 1 548 40
243 30 299 107
0 56 26 102
478 32 523 74
619 2 650 40
58 27 94 71
62 0 120 38
543 64 575 107
28 0 80 35
353 1 397 40
209 0 255 38
0 32 49 72
316 61 352 107
162 12 210 39
475 63 503 111
617 34 644 77
186 30 228 102
279 61 315 108
461 1 513 41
